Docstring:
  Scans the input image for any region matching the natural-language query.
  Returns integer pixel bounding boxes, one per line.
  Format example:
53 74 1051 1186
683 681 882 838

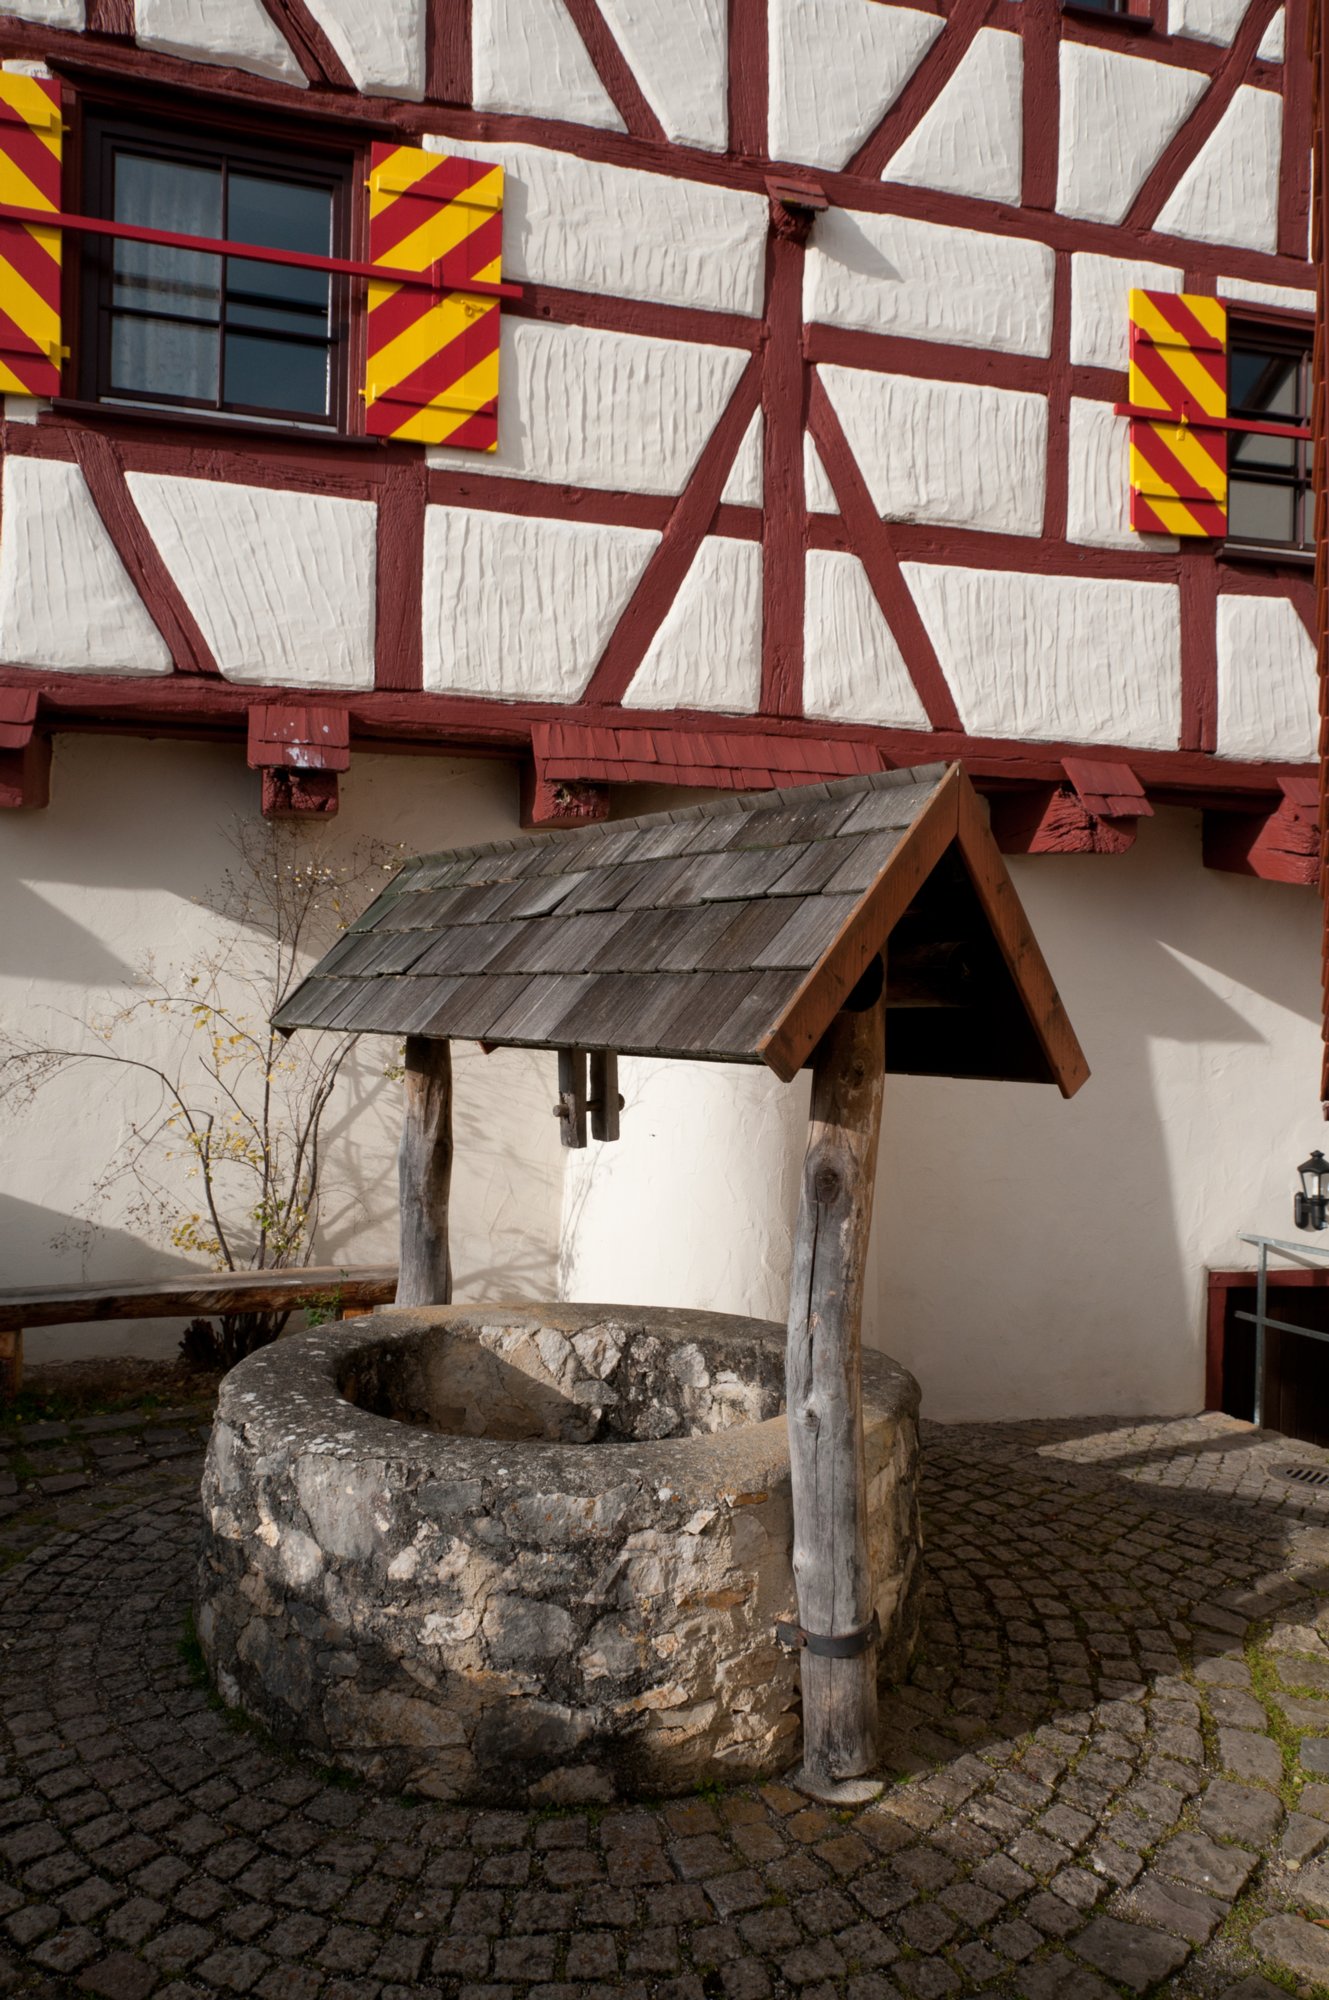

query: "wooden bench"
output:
0 1265 398 1399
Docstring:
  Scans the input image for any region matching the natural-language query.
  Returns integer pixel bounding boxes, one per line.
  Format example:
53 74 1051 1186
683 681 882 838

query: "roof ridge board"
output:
386 762 954 879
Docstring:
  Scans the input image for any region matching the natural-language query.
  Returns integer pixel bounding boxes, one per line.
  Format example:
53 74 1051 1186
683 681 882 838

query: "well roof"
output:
275 761 1088 1094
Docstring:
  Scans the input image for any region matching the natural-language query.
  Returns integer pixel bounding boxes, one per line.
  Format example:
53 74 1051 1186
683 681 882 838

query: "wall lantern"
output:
1295 1151 1329 1231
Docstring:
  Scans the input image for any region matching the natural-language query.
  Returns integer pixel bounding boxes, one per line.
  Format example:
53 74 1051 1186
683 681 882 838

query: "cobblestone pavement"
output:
12 1407 1329 1998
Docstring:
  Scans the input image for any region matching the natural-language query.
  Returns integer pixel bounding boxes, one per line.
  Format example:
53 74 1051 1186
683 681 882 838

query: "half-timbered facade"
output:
0 0 1320 1420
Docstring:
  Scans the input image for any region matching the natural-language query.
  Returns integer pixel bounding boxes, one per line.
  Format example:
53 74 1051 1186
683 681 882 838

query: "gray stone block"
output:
1071 1915 1190 1993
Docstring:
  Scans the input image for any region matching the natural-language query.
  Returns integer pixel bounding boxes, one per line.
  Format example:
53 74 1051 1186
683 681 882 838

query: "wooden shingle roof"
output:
275 761 1088 1094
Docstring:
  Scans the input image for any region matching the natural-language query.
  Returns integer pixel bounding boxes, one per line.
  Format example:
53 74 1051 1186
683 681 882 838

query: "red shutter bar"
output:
0 202 521 299
1114 401 1310 440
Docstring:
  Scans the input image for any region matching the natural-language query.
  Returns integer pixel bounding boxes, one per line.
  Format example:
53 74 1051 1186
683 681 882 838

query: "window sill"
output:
49 398 390 452
1216 541 1315 570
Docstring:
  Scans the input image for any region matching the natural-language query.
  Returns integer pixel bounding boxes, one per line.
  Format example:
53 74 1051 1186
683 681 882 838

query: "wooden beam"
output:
1203 780 1320 885
989 784 1138 856
784 975 886 1795
954 777 1091 1099
1061 756 1154 821
0 734 50 811
396 1036 453 1307
557 1048 589 1148
0 690 49 810
521 764 610 830
589 1049 621 1141
0 1264 397 1400
759 764 963 1081
260 767 340 817
0 1265 397 1333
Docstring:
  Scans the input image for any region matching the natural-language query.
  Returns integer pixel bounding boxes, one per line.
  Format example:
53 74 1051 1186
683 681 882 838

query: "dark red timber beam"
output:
1313 0 1329 1100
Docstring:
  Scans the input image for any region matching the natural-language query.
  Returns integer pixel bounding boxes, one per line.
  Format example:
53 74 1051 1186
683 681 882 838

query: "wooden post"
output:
784 967 886 1796
396 1035 453 1307
0 1329 22 1404
557 1048 588 1148
589 1050 620 1142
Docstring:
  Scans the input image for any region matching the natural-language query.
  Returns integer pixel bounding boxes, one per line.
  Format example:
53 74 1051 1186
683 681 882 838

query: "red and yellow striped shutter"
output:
0 73 62 399
1127 289 1227 537
364 143 504 449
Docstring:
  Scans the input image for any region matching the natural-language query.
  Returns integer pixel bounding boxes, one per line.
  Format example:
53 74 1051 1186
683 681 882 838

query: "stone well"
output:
197 1304 921 1804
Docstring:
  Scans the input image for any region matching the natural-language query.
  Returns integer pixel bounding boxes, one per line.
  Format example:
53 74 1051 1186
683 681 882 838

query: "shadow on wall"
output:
870 809 1321 1424
0 1194 200 1288
315 1040 563 1305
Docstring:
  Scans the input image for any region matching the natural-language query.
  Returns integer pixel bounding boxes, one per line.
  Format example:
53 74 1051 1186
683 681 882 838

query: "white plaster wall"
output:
1070 253 1182 371
560 1056 809 1325
882 28 1022 205
428 321 749 495
720 411 764 508
1216 595 1318 761
623 535 761 714
560 809 1323 1422
422 137 767 318
472 0 624 130
803 434 837 515
767 0 942 172
1066 399 1179 552
1218 275 1314 312
127 476 377 690
1169 0 1252 42
869 809 1323 1420
0 0 82 26
596 0 728 150
802 548 930 730
820 365 1048 536
0 457 172 675
422 505 659 702
1057 45 1206 225
0 737 564 1362
135 0 305 85
903 564 1182 749
304 0 424 99
1156 85 1282 252
1258 8 1286 59
805 208 1055 358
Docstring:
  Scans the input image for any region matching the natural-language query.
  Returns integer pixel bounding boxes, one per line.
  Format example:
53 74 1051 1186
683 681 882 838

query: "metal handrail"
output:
1236 1233 1329 1428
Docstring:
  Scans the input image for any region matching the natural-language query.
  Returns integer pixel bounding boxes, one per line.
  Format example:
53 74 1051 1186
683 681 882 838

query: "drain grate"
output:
1277 1463 1329 1488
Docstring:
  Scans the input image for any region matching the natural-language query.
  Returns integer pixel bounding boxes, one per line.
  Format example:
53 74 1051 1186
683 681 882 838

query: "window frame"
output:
1223 312 1314 563
76 107 360 435
1060 0 1157 32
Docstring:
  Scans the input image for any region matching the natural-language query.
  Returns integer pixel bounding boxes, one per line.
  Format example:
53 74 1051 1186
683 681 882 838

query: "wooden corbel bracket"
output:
1202 777 1320 886
247 703 350 819
989 758 1152 856
0 690 50 810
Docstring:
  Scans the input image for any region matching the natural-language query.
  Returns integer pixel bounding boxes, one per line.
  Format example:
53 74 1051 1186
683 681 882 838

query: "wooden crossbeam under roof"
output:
275 761 1088 1096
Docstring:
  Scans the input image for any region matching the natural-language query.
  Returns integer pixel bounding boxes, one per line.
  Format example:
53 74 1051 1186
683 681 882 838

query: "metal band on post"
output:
775 1612 880 1660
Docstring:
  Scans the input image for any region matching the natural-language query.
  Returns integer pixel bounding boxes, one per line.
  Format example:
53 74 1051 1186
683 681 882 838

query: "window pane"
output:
226 175 332 345
223 330 328 416
1228 476 1297 544
1230 349 1303 421
1232 426 1297 471
110 314 218 401
112 153 222 323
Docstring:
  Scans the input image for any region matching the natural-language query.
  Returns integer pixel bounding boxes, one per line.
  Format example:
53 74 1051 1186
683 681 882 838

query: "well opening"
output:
337 1315 786 1444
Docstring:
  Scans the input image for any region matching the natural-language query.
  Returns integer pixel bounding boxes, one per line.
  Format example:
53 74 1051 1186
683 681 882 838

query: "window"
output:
79 113 354 429
1226 322 1313 554
1061 0 1153 22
